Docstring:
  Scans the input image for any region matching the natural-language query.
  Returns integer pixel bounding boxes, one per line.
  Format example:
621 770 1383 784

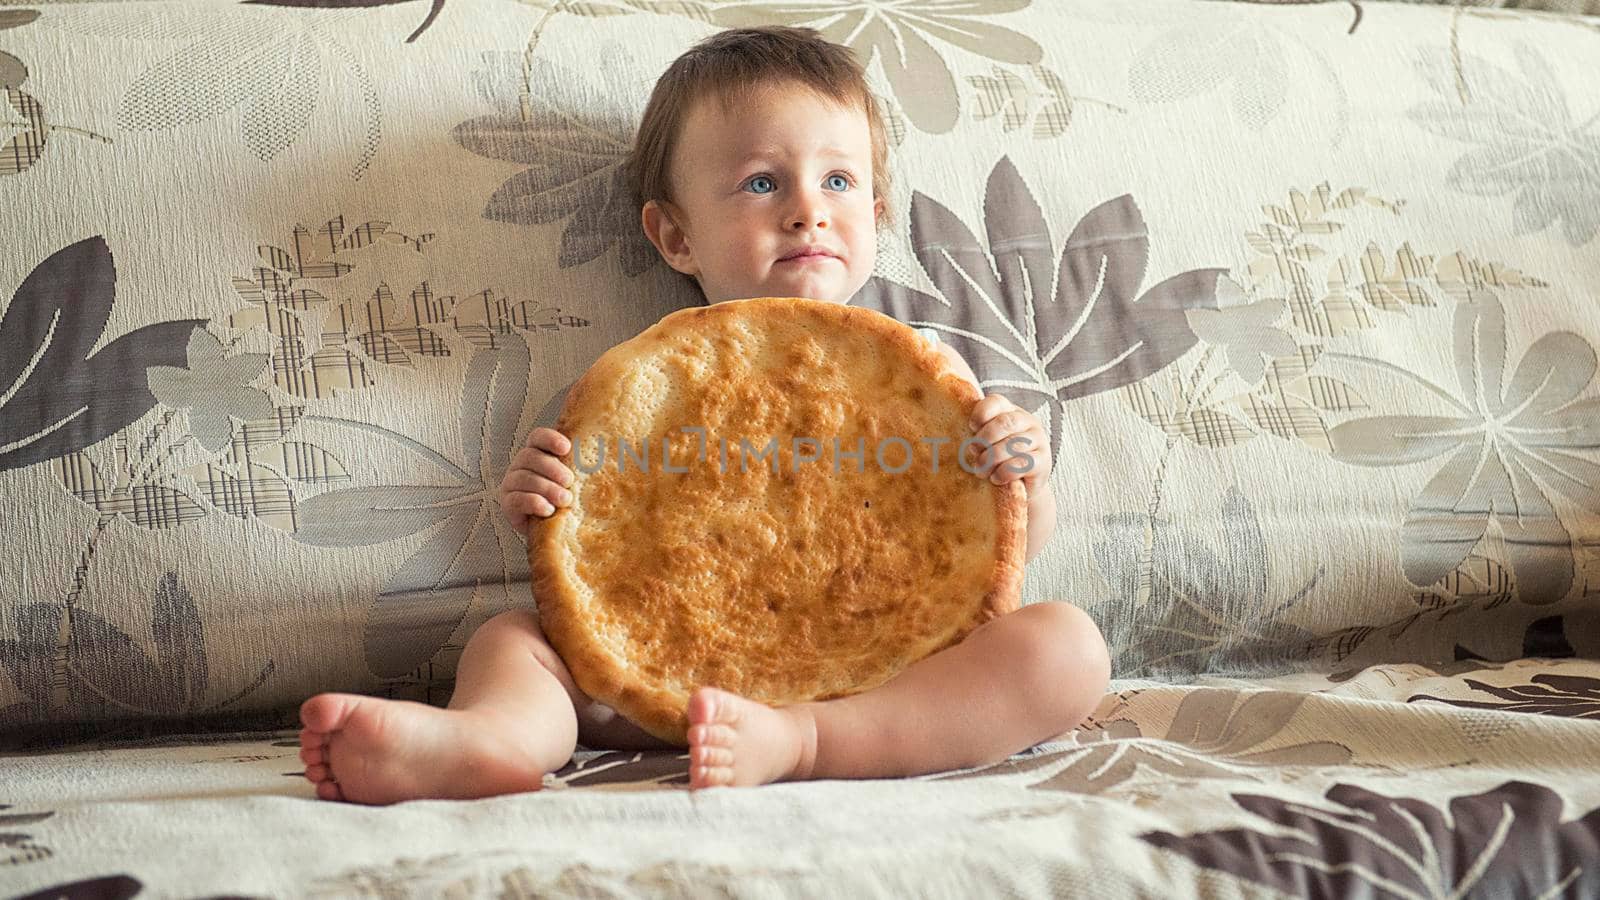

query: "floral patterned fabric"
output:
1227 0 1600 18
1 0 1597 739
4 657 1599 896
3 1 1599 893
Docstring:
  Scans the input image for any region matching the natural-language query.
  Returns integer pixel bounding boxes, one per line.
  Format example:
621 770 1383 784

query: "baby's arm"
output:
934 342 1057 563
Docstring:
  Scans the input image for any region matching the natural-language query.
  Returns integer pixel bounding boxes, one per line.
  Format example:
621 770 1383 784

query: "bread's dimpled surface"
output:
530 298 1027 746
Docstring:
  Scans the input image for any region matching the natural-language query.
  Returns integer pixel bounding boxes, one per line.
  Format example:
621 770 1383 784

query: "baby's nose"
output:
789 214 828 230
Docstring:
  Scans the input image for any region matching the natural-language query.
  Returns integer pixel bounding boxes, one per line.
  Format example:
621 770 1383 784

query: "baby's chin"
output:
705 277 864 306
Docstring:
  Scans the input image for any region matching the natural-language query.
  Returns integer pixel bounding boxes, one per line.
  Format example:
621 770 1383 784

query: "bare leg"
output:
685 600 1110 788
297 609 585 804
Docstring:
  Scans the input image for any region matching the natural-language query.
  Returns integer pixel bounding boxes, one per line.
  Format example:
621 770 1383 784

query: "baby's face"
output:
644 81 883 305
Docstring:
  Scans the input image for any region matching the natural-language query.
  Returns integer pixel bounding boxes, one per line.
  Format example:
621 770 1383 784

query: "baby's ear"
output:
641 200 698 277
873 194 887 227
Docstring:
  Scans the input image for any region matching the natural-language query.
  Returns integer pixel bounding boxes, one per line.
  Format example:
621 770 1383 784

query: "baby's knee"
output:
1014 601 1111 695
466 609 571 676
467 608 546 651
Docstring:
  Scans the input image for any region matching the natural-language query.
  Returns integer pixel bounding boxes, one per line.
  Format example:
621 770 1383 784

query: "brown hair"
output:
624 25 892 230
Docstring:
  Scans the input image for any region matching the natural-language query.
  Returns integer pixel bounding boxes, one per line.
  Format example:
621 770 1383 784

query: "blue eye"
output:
746 175 775 194
826 173 851 191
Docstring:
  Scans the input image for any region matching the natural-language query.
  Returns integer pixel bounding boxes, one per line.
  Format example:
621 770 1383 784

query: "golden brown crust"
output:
530 298 1026 746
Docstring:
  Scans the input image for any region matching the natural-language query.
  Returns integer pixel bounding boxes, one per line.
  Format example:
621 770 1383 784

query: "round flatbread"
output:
530 297 1027 746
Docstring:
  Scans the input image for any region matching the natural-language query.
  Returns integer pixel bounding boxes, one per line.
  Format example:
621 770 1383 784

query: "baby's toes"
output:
691 743 734 770
690 721 737 749
304 763 332 783
299 745 325 767
691 761 734 789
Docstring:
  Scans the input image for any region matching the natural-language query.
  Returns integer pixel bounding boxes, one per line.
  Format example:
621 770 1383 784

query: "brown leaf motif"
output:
0 32 111 177
931 688 1351 795
0 573 275 723
854 156 1226 463
1142 781 1600 898
1410 674 1600 720
453 50 665 278
1244 182 1546 339
965 63 1105 139
549 749 692 788
1123 290 1349 451
53 404 343 534
12 875 143 900
0 237 203 473
0 802 53 867
244 0 448 43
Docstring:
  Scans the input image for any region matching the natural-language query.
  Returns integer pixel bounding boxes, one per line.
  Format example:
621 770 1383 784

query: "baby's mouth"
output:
777 248 840 264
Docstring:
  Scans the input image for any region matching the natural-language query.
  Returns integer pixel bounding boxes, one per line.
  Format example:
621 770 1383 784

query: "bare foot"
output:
298 693 549 804
685 686 818 789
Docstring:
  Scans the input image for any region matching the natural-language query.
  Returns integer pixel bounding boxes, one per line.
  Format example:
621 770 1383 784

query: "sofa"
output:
3 0 1599 896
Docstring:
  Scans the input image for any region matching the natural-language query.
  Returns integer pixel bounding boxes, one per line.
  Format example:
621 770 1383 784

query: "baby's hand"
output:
967 394 1052 498
499 427 575 538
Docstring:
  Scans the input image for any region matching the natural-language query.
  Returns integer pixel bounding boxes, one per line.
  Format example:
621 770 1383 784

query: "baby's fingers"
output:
526 427 572 456
505 490 560 524
980 433 1044 484
508 446 576 488
502 470 573 510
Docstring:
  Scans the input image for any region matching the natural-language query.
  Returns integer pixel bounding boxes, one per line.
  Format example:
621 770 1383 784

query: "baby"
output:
298 25 1110 804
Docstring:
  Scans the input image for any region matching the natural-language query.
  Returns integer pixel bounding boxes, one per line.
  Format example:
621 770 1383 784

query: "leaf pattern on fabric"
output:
932 688 1351 794
1091 487 1322 676
702 0 1042 134
0 237 204 473
244 0 448 43
0 21 113 178
112 6 383 178
964 62 1112 139
0 10 40 34
226 215 585 400
1121 287 1361 451
454 49 667 278
1410 41 1600 246
1124 5 1351 143
310 849 829 899
0 48 26 89
1410 674 1600 719
1242 183 1408 337
853 155 1225 462
1240 181 1550 342
225 217 438 398
294 336 532 678
1309 586 1579 674
1327 290 1600 604
1142 781 1600 899
550 749 692 788
0 574 274 722
1185 297 1298 386
12 876 142 900
0 802 53 867
47 402 340 533
145 329 272 453
1 86 48 175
